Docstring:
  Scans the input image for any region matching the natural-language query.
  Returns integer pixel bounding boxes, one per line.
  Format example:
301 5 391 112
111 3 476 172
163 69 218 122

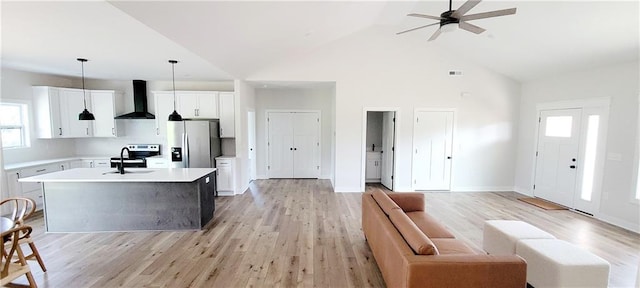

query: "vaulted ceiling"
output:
2 1 638 82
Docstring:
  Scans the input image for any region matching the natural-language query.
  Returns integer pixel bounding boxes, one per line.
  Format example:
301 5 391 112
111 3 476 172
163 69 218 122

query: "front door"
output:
534 109 582 207
412 111 453 190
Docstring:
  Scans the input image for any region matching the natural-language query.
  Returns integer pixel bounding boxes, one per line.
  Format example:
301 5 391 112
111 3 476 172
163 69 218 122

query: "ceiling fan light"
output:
441 22 459 33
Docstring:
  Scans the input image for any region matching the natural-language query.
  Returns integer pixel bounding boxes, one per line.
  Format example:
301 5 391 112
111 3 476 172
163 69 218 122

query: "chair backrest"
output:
1 225 33 278
0 198 36 225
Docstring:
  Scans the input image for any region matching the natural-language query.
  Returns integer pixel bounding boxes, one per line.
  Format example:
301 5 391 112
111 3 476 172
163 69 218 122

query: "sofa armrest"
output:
404 254 527 288
387 193 425 212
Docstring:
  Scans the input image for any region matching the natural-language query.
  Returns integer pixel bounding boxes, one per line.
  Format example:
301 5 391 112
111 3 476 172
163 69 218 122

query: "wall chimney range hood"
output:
115 80 155 119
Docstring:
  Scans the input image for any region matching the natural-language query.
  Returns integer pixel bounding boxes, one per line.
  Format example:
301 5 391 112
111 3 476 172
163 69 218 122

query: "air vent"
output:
448 70 463 76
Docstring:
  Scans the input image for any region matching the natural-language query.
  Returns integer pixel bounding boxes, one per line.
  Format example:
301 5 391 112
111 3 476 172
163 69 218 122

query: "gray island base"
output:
20 168 216 232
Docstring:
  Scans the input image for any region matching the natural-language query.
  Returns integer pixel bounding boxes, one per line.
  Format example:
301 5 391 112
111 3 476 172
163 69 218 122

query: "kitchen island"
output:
19 168 216 232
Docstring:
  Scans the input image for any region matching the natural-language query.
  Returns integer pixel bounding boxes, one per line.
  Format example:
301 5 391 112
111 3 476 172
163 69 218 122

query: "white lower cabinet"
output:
71 159 109 168
366 152 382 183
7 163 63 211
146 157 169 168
215 157 236 196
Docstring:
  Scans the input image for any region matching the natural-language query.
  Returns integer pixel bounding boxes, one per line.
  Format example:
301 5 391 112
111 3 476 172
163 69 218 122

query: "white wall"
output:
514 61 640 232
249 27 521 192
1 68 78 164
254 86 335 179
233 80 256 194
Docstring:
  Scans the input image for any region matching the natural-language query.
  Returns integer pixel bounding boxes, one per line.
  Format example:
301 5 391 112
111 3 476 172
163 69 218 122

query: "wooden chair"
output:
1 225 37 287
0 198 46 272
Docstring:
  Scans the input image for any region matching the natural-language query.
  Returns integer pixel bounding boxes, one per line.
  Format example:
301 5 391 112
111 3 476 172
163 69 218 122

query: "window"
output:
0 102 29 149
580 115 599 201
545 116 573 137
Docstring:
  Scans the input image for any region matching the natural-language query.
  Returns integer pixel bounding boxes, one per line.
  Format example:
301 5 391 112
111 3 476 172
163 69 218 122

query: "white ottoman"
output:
483 220 555 255
516 239 610 288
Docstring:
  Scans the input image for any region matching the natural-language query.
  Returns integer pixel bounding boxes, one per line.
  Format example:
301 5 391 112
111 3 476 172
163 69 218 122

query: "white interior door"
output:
381 111 395 190
293 112 319 178
268 112 294 178
534 109 582 207
248 110 256 181
413 111 453 190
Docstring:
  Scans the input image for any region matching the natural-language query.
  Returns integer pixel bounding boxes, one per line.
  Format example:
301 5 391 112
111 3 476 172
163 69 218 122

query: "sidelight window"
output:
581 115 599 201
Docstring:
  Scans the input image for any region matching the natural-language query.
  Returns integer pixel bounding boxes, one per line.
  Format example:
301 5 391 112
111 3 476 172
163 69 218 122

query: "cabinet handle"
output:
59 128 63 135
156 128 160 135
61 165 65 170
86 128 89 135
112 128 115 135
16 172 20 180
36 169 46 173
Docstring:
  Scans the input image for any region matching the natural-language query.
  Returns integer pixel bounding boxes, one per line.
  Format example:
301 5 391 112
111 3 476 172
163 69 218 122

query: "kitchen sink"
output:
102 170 154 175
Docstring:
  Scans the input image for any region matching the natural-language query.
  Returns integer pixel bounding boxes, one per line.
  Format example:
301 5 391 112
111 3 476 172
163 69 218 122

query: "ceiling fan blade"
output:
396 22 440 35
459 21 486 34
407 13 443 21
460 8 517 21
428 28 442 41
451 0 481 18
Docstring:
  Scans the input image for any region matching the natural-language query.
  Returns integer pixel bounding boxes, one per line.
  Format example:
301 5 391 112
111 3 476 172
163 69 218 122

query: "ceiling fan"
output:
397 0 516 41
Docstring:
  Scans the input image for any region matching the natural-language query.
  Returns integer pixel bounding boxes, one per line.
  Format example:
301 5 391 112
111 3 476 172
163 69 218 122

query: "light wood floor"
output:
10 180 640 287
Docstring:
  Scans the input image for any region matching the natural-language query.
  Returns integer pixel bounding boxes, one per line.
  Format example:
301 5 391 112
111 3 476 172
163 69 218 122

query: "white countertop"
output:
18 168 216 183
4 156 111 171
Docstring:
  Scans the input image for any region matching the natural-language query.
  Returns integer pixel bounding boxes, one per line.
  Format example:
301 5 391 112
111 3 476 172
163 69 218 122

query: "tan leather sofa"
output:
362 190 526 288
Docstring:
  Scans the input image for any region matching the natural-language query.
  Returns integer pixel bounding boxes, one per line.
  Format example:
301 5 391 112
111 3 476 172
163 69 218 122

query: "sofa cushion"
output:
431 238 479 255
387 193 425 212
406 212 456 238
388 209 439 255
372 190 400 215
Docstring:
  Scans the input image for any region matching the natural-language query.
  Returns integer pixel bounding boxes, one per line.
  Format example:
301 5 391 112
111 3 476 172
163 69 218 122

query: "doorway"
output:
412 110 454 191
362 109 397 191
533 102 609 215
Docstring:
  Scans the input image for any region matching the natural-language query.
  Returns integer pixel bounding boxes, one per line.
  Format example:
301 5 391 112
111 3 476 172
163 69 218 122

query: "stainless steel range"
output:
110 144 161 168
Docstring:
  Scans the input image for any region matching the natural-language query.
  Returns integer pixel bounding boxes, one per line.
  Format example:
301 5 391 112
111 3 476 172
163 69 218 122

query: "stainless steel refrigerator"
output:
167 119 222 168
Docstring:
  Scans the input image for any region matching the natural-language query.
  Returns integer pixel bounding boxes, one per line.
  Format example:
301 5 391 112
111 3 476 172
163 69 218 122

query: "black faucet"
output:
119 147 130 174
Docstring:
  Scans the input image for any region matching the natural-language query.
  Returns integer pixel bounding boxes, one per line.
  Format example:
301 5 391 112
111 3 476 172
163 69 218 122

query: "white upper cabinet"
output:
177 91 219 119
33 86 124 139
58 88 93 138
33 86 62 138
91 90 125 137
152 91 176 137
218 92 235 138
34 86 91 138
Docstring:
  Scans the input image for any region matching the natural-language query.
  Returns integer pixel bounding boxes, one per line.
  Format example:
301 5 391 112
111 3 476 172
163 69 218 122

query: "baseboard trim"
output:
450 186 515 192
513 186 534 196
334 186 362 193
596 213 640 233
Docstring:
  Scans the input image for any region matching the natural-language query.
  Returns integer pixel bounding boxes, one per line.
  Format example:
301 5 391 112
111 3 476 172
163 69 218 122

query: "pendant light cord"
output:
80 59 88 109
171 61 177 110
449 0 452 11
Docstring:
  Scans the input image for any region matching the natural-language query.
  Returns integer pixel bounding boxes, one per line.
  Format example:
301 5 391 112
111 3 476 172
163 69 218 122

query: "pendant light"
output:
77 58 95 120
167 60 182 121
